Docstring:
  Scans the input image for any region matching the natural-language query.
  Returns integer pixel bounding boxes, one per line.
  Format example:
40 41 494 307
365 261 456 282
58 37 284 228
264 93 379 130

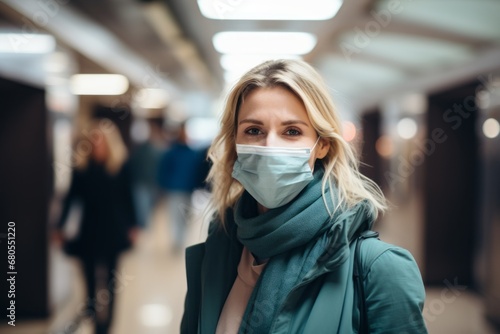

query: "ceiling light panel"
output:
339 32 474 70
375 0 500 41
213 32 317 55
198 0 343 20
0 34 56 54
220 54 301 72
70 74 129 95
220 54 301 82
315 55 406 97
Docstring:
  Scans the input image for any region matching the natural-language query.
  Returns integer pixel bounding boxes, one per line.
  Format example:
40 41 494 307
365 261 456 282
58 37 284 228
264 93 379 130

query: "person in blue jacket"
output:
157 121 206 252
181 59 428 333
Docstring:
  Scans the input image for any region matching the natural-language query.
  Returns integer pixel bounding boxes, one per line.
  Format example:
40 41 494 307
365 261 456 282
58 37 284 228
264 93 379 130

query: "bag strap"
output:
353 230 379 334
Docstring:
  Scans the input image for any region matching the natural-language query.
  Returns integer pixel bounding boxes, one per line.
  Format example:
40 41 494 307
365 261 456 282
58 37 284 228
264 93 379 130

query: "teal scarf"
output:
233 168 372 333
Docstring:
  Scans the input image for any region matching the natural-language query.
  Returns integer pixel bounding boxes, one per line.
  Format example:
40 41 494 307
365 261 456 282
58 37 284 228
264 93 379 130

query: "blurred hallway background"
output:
1 0 500 333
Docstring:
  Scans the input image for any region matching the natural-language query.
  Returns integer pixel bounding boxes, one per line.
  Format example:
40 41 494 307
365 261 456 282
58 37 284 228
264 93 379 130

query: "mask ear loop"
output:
308 136 322 173
308 136 321 154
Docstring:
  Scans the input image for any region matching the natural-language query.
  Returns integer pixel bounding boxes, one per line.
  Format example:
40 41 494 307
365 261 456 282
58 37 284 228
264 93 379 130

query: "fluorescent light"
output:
198 0 342 20
0 34 56 54
213 32 317 55
340 32 472 69
220 54 300 72
221 54 301 83
135 88 170 109
220 54 302 83
375 0 500 41
70 74 129 95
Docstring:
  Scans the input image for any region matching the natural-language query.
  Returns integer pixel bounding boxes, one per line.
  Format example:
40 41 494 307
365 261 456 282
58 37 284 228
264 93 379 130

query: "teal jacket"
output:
181 220 427 333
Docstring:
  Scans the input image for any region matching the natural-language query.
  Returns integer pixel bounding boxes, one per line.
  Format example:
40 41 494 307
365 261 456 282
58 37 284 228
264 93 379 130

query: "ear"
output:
316 138 330 160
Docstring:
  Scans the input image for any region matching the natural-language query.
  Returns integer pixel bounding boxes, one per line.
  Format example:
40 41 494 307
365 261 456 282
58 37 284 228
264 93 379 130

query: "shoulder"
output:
359 238 428 333
359 238 424 293
358 238 409 272
359 238 423 284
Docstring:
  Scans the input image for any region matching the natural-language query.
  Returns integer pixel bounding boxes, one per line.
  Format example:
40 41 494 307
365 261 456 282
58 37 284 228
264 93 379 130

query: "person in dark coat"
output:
55 118 138 334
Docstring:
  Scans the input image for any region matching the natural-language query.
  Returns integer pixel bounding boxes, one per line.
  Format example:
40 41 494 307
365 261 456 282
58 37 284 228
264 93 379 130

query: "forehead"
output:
238 86 308 120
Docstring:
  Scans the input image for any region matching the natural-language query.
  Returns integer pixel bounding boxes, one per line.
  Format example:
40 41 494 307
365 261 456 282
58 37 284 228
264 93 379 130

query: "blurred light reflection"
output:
139 304 172 327
375 135 394 158
397 117 418 139
483 118 500 139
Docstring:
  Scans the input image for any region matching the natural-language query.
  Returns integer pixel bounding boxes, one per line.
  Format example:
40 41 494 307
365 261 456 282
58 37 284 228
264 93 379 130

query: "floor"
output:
1 191 498 334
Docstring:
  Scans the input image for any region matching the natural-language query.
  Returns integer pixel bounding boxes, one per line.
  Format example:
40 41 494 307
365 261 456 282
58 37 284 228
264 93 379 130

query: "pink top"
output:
216 247 267 334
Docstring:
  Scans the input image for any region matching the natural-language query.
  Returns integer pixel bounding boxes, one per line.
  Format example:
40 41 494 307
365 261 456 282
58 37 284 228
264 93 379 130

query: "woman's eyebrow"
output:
238 119 263 125
238 119 309 127
281 120 309 127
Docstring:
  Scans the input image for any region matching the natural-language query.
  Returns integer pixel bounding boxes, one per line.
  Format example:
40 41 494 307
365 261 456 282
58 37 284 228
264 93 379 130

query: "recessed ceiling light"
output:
220 54 300 72
198 0 342 20
221 54 301 84
213 32 317 55
70 74 129 95
0 34 56 54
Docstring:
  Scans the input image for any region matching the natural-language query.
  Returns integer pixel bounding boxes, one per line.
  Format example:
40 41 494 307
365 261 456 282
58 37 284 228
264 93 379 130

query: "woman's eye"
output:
285 128 301 136
245 127 262 136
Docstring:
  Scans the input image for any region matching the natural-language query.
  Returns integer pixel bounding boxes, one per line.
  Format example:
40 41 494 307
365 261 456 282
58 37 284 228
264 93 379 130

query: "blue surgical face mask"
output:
232 137 320 209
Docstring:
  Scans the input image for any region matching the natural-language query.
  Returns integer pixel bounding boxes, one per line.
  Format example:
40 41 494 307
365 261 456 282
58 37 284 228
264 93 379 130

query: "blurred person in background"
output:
129 118 163 229
157 120 206 253
181 60 427 333
54 118 138 334
196 144 213 193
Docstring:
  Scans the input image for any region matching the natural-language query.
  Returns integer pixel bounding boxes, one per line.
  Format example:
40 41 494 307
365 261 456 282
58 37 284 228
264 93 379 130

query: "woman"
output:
55 119 138 334
181 60 427 333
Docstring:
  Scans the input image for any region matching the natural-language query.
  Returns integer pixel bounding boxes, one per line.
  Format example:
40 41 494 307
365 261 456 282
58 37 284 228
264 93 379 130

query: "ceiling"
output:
1 0 500 118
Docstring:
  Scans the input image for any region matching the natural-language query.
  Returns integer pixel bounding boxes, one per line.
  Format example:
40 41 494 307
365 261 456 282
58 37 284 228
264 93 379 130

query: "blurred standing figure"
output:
157 121 203 252
55 118 138 334
129 119 163 228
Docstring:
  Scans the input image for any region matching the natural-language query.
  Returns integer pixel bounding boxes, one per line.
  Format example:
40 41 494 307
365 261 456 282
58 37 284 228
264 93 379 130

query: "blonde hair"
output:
207 59 386 225
75 118 128 175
